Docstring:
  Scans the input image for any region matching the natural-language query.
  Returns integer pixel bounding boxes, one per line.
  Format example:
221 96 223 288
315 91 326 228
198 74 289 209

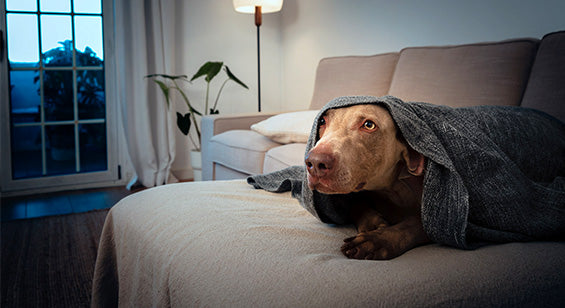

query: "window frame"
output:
0 0 122 195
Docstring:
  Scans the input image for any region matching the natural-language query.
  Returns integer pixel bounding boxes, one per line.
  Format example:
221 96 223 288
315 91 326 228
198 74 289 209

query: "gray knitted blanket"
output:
248 96 565 249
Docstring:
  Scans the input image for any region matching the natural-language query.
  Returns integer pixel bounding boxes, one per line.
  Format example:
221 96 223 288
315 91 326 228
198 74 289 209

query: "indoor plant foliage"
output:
146 61 248 151
36 40 105 161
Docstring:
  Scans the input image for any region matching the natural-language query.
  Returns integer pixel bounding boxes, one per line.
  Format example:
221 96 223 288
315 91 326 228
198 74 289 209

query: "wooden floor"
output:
1 186 137 222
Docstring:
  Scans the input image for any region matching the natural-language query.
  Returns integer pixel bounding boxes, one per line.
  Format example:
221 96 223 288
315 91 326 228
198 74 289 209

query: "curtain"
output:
114 0 178 188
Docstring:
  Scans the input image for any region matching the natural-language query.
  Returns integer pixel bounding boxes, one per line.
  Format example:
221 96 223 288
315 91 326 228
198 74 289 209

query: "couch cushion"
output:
521 31 565 122
251 110 319 144
209 130 281 175
389 38 539 107
309 53 399 109
263 143 307 174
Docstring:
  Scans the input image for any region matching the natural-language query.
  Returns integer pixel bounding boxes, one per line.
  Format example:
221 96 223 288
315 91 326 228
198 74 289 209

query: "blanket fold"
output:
248 96 565 249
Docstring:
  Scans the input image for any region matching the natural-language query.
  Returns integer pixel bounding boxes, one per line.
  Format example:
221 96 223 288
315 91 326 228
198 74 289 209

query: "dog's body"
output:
305 104 430 260
246 96 564 259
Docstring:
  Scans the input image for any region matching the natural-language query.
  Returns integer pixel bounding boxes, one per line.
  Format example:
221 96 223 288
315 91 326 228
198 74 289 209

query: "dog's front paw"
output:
356 215 388 233
340 229 407 260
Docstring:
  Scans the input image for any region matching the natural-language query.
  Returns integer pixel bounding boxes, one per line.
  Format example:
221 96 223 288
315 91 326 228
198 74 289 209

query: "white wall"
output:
171 0 283 178
280 0 565 110
172 0 565 179
175 0 282 114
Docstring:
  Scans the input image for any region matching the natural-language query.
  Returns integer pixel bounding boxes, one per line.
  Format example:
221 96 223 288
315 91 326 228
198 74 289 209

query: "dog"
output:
305 104 430 260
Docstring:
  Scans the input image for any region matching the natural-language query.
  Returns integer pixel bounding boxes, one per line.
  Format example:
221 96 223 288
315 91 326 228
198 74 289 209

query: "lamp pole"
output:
255 6 262 112
233 0 283 112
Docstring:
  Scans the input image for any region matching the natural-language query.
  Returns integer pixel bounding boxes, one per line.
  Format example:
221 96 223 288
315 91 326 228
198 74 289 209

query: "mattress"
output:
91 180 565 307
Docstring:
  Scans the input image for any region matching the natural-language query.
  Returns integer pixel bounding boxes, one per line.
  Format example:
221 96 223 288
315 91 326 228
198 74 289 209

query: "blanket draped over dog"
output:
248 96 565 249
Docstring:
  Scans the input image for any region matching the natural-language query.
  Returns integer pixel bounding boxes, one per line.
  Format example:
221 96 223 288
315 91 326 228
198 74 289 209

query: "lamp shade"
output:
233 0 283 14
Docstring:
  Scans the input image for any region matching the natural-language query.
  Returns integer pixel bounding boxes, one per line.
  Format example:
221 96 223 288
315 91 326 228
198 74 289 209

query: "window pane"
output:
44 70 74 121
6 0 37 11
80 123 107 172
75 16 104 64
73 0 102 14
46 125 76 175
41 15 73 66
11 126 43 179
40 0 71 13
78 70 105 119
10 70 41 123
7 13 39 67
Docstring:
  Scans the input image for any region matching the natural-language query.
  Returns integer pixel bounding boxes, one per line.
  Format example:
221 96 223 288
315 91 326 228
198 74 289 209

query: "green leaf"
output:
145 74 188 80
176 112 191 135
190 62 223 83
224 66 249 89
152 80 171 108
188 105 202 116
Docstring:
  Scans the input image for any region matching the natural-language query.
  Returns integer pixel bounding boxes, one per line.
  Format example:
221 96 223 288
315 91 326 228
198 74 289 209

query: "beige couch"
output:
92 31 565 306
201 31 565 181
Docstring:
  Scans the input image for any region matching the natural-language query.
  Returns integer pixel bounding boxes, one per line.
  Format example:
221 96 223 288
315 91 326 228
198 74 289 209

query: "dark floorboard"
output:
1 186 136 221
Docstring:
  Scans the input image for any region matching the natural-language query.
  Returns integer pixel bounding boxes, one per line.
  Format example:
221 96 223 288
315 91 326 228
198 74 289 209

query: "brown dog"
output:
305 104 430 260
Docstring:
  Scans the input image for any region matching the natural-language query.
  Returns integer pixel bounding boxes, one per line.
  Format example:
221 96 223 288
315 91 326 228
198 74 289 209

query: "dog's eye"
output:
363 120 377 131
319 117 326 126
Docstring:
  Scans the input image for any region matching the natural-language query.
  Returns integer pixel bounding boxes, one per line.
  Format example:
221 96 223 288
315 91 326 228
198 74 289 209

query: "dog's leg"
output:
341 216 429 260
351 205 389 233
347 193 391 233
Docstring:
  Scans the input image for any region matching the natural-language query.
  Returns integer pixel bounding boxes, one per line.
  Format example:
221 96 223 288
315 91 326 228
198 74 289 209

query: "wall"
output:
175 0 282 114
280 0 565 110
171 0 283 179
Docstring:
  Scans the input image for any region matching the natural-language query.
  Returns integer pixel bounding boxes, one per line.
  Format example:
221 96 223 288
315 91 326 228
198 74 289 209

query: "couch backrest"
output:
309 53 399 110
520 31 565 122
388 38 539 108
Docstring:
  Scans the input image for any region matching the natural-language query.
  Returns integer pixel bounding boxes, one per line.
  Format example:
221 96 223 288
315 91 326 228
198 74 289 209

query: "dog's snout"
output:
305 151 335 178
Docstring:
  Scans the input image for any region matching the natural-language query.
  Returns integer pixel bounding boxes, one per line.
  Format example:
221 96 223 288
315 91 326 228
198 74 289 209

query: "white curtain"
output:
114 0 178 188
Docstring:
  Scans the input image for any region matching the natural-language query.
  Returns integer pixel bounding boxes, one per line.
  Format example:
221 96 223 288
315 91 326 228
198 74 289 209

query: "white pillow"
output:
251 110 320 144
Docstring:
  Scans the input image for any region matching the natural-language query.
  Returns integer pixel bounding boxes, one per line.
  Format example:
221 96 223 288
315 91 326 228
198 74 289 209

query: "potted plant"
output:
146 62 248 180
38 40 105 162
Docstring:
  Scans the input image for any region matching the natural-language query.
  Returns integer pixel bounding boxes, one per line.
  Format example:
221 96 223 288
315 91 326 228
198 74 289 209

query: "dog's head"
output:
305 104 424 194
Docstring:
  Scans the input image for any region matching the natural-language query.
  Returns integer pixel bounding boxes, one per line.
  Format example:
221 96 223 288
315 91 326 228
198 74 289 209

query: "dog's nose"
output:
305 150 335 178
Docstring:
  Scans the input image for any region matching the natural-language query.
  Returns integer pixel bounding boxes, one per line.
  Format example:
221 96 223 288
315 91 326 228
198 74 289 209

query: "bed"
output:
91 180 565 307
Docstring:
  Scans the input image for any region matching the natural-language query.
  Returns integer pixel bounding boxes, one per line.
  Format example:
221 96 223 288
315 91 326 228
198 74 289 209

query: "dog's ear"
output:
400 146 425 178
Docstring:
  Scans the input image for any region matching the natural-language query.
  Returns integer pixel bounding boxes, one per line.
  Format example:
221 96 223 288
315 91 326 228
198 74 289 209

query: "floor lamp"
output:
233 0 283 112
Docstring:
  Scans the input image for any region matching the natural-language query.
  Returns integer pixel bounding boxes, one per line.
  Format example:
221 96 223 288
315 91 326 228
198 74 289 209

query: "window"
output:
1 0 118 192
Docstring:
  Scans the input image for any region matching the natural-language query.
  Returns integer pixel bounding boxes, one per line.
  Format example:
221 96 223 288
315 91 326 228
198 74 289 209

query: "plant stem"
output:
212 78 230 112
187 132 199 150
205 81 210 115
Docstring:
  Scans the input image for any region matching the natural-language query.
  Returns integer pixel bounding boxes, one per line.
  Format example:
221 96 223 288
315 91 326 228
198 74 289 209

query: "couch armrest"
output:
201 112 280 181
202 112 279 136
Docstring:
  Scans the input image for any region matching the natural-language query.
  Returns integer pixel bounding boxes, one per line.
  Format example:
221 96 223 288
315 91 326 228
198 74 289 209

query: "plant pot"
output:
190 150 202 181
